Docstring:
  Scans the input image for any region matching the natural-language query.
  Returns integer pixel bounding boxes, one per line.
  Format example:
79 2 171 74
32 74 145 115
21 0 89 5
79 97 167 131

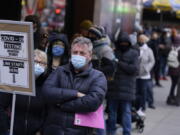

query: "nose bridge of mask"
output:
71 55 86 69
72 55 85 63
35 63 45 72
53 45 64 50
52 45 65 56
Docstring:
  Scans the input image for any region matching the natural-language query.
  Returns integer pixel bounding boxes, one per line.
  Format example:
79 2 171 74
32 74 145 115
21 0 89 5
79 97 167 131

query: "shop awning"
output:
152 0 172 10
143 0 180 19
144 0 180 11
143 0 172 11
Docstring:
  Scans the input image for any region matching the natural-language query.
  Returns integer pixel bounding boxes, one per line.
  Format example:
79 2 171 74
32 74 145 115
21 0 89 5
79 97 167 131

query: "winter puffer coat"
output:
42 63 107 135
107 32 139 101
107 49 139 101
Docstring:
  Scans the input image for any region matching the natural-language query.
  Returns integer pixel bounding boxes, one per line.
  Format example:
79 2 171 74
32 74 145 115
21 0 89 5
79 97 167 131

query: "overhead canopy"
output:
152 0 171 10
143 0 180 18
143 0 171 11
144 0 180 11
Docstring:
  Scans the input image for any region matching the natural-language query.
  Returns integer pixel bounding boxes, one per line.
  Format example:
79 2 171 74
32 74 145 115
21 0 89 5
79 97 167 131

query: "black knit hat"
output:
88 26 103 39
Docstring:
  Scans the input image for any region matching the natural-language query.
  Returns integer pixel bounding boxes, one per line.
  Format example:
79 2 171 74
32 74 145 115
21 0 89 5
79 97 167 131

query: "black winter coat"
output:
42 63 107 135
92 57 115 78
107 48 139 101
0 73 47 135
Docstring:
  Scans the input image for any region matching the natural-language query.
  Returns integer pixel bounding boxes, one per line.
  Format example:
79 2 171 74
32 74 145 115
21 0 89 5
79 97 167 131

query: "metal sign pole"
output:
10 92 16 135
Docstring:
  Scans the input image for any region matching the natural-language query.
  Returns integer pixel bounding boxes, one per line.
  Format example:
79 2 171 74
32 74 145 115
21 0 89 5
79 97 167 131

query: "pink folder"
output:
74 105 105 129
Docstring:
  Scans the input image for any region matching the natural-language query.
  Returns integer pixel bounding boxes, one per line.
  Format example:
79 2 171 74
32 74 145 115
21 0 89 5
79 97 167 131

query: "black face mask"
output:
117 45 130 52
138 42 144 47
89 37 97 42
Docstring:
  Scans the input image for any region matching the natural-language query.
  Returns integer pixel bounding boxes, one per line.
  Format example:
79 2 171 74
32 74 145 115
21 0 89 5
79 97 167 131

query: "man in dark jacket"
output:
42 37 107 135
106 33 139 135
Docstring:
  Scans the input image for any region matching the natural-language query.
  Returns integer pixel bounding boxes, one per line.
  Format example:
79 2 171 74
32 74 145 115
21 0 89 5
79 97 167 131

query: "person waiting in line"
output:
88 26 115 73
136 34 155 116
79 20 93 37
166 30 180 106
174 48 180 106
46 32 69 75
25 15 42 50
148 31 162 87
88 26 114 60
39 32 49 52
42 37 107 135
88 26 115 135
106 32 139 135
0 49 48 135
70 20 93 43
158 29 172 80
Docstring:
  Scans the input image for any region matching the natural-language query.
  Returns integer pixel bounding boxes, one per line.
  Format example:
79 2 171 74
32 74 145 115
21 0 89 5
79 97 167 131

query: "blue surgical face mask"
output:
52 45 65 56
71 55 87 69
34 63 45 78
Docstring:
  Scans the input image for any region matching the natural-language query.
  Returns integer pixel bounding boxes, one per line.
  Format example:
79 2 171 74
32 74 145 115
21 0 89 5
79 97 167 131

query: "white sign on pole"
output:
0 20 35 96
0 20 35 135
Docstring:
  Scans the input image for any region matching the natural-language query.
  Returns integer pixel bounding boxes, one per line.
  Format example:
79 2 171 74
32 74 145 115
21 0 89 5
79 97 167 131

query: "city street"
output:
130 78 180 135
115 78 180 135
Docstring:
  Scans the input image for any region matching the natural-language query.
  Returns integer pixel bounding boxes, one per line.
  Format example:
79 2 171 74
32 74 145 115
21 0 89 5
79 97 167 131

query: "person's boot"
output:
166 96 176 105
174 97 180 106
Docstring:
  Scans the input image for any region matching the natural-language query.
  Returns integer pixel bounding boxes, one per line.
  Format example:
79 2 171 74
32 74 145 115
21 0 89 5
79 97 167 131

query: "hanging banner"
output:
0 20 35 96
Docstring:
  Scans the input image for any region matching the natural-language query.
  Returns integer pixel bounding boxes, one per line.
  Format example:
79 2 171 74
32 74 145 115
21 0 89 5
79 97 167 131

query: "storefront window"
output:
22 0 67 33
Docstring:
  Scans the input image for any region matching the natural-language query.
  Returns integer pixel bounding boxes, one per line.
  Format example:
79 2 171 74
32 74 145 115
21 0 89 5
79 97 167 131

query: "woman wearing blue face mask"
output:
0 49 48 135
47 33 69 75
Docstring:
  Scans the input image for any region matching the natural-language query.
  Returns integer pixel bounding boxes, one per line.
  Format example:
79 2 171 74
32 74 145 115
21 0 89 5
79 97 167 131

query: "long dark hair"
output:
47 33 69 74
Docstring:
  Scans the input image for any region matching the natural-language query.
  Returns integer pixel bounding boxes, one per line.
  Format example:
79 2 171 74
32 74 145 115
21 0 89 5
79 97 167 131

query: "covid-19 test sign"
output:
0 31 28 58
0 20 35 96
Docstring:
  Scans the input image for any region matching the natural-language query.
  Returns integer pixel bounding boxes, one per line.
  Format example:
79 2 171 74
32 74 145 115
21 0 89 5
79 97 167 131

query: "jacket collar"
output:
62 63 92 77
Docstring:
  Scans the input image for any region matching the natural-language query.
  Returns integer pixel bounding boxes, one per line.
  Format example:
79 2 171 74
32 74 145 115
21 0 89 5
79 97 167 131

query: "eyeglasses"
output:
34 60 47 66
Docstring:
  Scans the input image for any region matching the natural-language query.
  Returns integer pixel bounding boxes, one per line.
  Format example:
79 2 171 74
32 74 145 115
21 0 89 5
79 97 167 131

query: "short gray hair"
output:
71 36 93 52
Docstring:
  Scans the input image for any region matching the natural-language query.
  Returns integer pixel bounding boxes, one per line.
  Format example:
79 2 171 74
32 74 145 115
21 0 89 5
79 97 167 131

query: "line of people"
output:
0 15 180 135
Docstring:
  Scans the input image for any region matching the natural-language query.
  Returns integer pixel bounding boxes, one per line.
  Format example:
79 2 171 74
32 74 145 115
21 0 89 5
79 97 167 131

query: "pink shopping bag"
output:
74 105 105 129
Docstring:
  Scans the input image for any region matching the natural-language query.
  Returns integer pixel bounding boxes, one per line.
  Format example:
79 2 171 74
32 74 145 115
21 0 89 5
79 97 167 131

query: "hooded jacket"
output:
107 33 139 101
47 33 69 75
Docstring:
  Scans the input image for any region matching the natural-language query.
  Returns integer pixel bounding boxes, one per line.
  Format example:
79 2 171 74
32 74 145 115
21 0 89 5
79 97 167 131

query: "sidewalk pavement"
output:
116 78 180 135
132 79 180 135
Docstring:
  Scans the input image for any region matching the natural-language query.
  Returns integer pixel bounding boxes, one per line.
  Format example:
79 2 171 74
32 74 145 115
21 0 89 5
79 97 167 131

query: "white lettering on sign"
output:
0 31 28 59
0 59 29 88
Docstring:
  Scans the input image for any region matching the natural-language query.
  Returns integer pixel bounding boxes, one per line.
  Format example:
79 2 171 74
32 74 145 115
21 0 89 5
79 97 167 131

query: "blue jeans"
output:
107 100 132 135
146 79 154 106
96 119 106 135
136 79 149 111
96 128 106 135
160 56 167 77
